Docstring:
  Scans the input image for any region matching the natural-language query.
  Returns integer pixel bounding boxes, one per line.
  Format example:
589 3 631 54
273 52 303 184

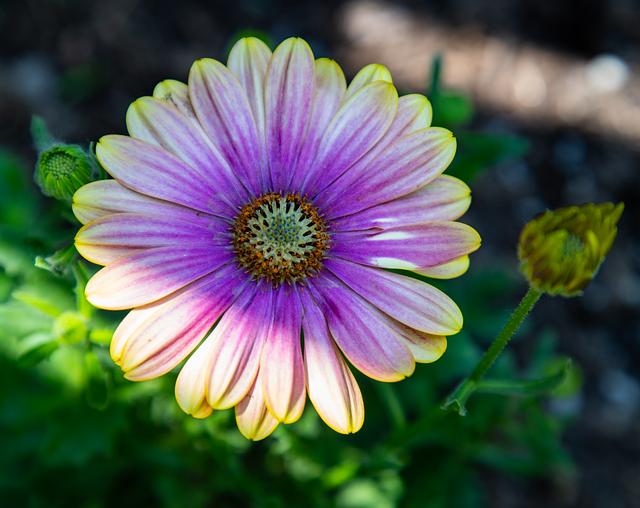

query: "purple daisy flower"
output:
73 37 480 440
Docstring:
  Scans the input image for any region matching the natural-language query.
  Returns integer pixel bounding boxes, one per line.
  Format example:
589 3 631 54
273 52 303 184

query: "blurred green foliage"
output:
0 58 578 508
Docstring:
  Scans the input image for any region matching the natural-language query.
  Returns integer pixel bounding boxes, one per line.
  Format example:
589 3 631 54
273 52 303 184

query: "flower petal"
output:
265 37 315 190
118 265 247 380
311 94 432 203
75 213 229 265
85 246 234 310
175 332 218 418
331 175 470 231
416 255 470 279
289 58 347 190
309 274 414 382
189 58 265 195
301 289 364 434
206 283 274 409
72 180 217 227
111 271 223 366
126 96 248 215
325 257 463 335
153 79 197 122
300 81 398 195
260 288 306 423
388 319 448 363
236 370 279 441
343 63 392 102
227 37 272 173
96 135 220 214
331 222 481 271
317 127 456 219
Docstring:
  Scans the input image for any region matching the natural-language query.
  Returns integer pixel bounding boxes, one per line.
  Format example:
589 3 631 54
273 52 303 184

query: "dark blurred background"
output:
1 1 639 507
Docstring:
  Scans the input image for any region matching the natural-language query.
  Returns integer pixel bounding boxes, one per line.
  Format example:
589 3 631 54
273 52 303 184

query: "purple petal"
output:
189 58 265 195
325 257 463 335
118 265 248 380
72 180 218 227
313 94 432 202
301 289 364 434
308 274 414 382
299 81 398 196
85 245 235 310
289 58 347 191
126 96 249 215
331 222 481 271
316 127 456 219
206 283 275 409
260 288 306 423
265 38 315 190
227 37 272 185
331 175 471 231
96 135 223 215
76 213 230 265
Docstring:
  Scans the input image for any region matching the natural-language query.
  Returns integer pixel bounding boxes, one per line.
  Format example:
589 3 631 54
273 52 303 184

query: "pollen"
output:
232 192 330 285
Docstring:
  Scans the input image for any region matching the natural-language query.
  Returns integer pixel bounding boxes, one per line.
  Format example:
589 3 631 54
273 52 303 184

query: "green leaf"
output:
431 91 474 127
12 280 75 317
88 328 114 345
30 115 54 151
35 243 78 276
85 349 110 410
17 340 59 368
445 131 530 183
0 302 53 339
428 54 474 127
475 359 572 397
72 261 94 318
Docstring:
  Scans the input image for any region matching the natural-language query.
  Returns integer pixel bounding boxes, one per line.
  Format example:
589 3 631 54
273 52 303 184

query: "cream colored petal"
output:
416 255 471 279
236 370 279 441
343 63 392 102
175 333 219 418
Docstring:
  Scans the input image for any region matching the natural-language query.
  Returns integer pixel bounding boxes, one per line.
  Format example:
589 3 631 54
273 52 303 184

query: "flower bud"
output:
518 202 624 297
34 144 95 201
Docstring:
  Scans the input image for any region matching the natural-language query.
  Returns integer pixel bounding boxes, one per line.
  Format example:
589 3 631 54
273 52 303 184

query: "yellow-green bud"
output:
53 310 88 344
34 144 94 201
518 202 624 297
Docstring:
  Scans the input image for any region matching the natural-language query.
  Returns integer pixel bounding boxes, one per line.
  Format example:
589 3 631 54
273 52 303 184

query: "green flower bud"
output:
53 310 88 345
34 144 94 201
518 202 624 297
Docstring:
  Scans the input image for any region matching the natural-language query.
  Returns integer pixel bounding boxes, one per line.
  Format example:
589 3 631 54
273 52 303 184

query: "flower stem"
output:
375 382 407 430
443 286 543 415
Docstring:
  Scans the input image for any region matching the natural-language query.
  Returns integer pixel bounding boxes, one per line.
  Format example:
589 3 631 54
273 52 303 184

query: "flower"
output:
518 202 624 297
73 37 481 439
35 144 94 201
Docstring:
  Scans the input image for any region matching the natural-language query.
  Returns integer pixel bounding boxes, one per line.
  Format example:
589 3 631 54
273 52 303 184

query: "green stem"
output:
385 287 544 451
443 287 543 415
471 287 542 382
375 382 407 430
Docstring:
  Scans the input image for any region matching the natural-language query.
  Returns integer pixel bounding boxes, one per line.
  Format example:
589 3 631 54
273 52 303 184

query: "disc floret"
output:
232 193 329 285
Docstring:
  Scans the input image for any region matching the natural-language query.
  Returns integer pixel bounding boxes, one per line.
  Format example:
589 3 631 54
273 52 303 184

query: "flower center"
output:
232 192 329 285
40 149 77 179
